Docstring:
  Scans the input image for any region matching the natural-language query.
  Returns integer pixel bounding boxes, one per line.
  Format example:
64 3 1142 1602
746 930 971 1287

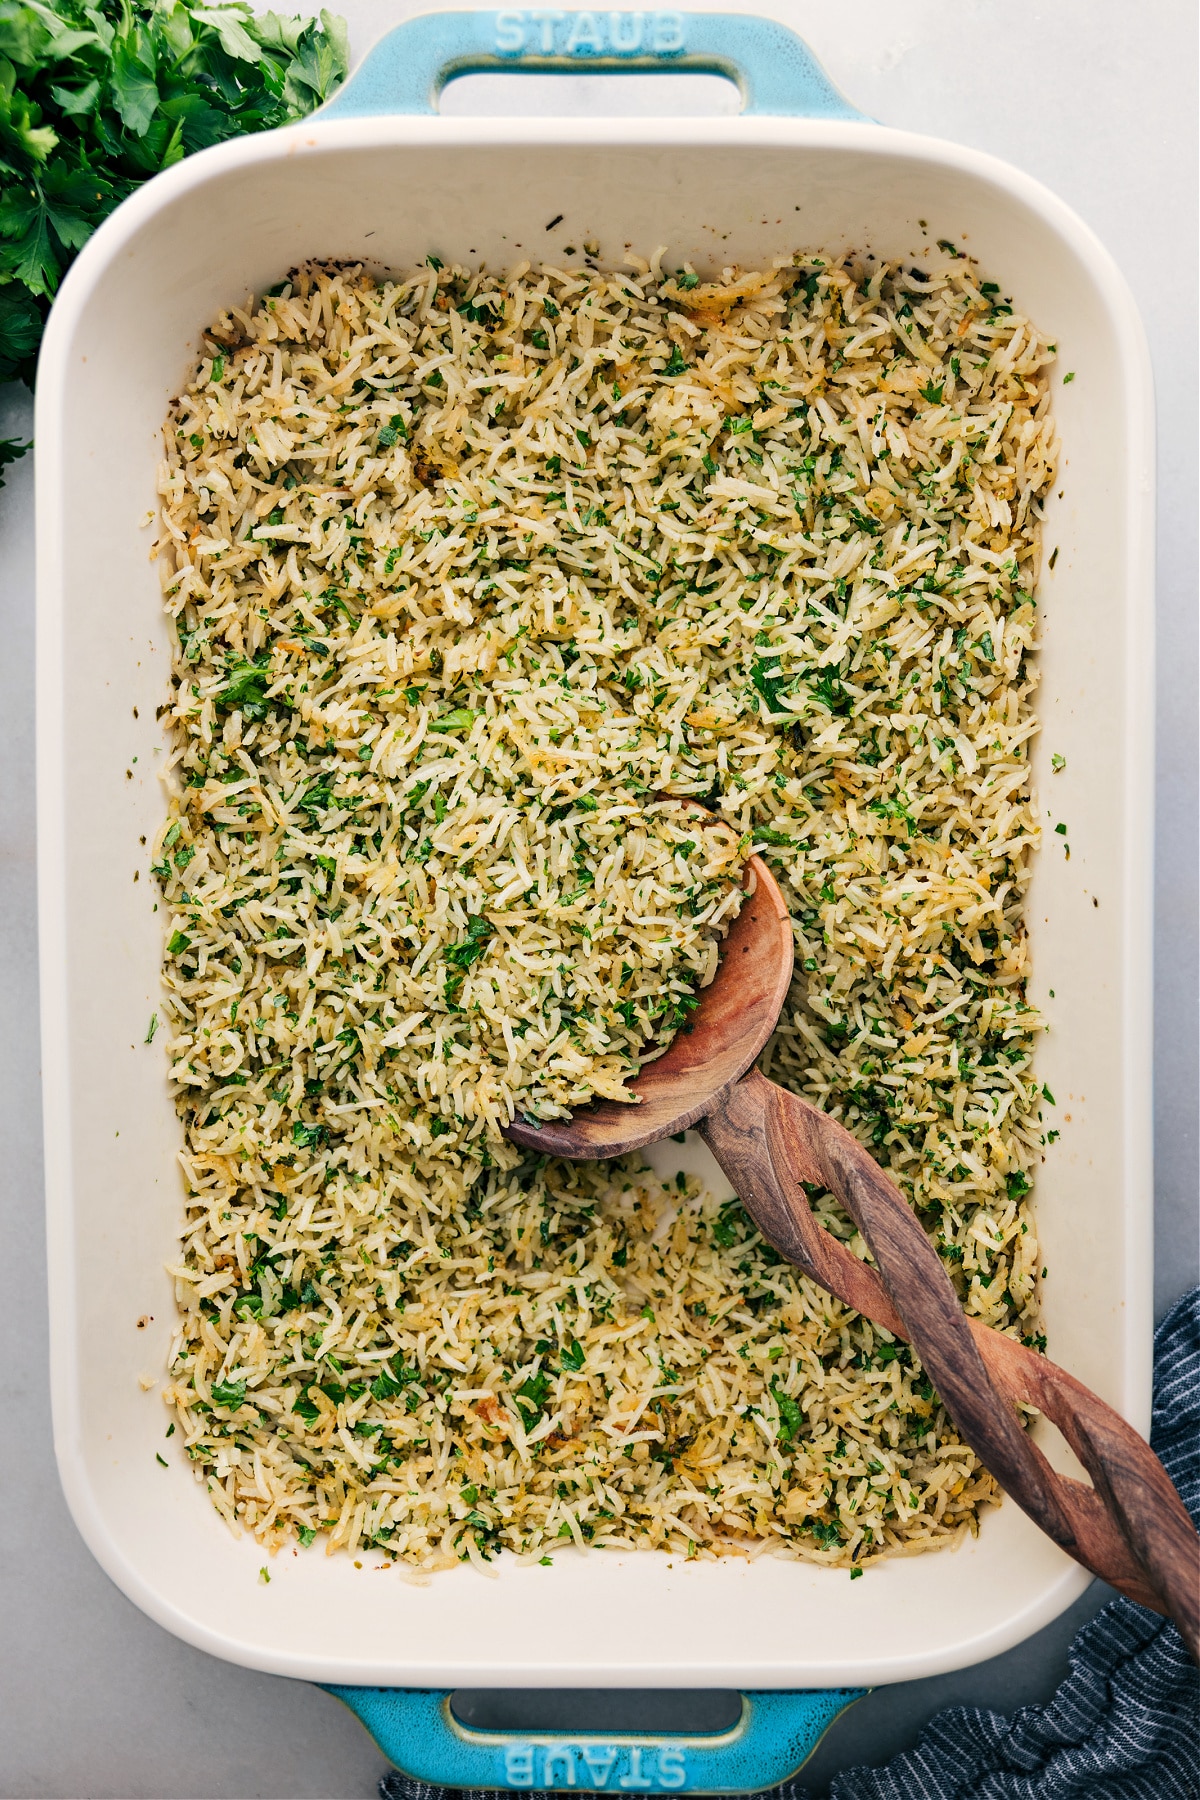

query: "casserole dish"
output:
36 8 1154 1781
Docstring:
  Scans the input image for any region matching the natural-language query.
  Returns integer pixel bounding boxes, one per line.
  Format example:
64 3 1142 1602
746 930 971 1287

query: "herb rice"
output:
155 252 1055 1569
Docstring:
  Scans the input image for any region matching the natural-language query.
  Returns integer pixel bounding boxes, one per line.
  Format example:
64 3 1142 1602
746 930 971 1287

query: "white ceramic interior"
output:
36 110 1154 1688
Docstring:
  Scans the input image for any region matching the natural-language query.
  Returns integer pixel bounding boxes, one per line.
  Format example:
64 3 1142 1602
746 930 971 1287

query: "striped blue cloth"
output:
379 1290 1199 1800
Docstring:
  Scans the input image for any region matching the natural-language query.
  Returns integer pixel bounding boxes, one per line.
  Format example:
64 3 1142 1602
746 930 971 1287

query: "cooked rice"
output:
154 250 1055 1570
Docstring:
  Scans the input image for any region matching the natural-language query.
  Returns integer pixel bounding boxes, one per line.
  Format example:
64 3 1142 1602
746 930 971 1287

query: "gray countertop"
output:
1 2 1195 1794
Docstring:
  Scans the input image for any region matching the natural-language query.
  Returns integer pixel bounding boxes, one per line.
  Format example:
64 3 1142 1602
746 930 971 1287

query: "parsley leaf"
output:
515 1370 551 1424
771 1383 803 1442
434 707 477 732
0 0 349 408
445 914 493 971
216 655 274 719
751 654 792 714
0 432 32 490
370 1357 419 1400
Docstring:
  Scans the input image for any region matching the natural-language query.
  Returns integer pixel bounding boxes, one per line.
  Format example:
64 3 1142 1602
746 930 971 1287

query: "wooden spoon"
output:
508 855 1199 1656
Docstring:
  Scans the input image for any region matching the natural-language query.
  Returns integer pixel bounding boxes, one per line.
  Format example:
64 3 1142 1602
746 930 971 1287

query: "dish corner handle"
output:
316 11 868 121
320 1686 868 1791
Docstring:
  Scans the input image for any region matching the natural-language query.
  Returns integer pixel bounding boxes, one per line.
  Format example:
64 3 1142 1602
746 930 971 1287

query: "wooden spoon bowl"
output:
508 853 793 1159
507 856 1199 1657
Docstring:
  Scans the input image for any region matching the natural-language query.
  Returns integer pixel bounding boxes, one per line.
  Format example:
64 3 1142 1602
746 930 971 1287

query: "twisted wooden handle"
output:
700 1068 1199 1658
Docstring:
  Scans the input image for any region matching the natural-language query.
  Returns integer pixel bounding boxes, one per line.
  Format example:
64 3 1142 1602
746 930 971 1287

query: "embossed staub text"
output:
493 10 686 57
502 1741 689 1789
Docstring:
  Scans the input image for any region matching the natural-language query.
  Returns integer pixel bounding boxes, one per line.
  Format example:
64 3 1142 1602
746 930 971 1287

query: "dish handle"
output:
316 10 867 121
322 1686 866 1792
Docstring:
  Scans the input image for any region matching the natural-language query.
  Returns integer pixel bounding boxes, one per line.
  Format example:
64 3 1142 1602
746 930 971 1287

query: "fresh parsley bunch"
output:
0 0 349 389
